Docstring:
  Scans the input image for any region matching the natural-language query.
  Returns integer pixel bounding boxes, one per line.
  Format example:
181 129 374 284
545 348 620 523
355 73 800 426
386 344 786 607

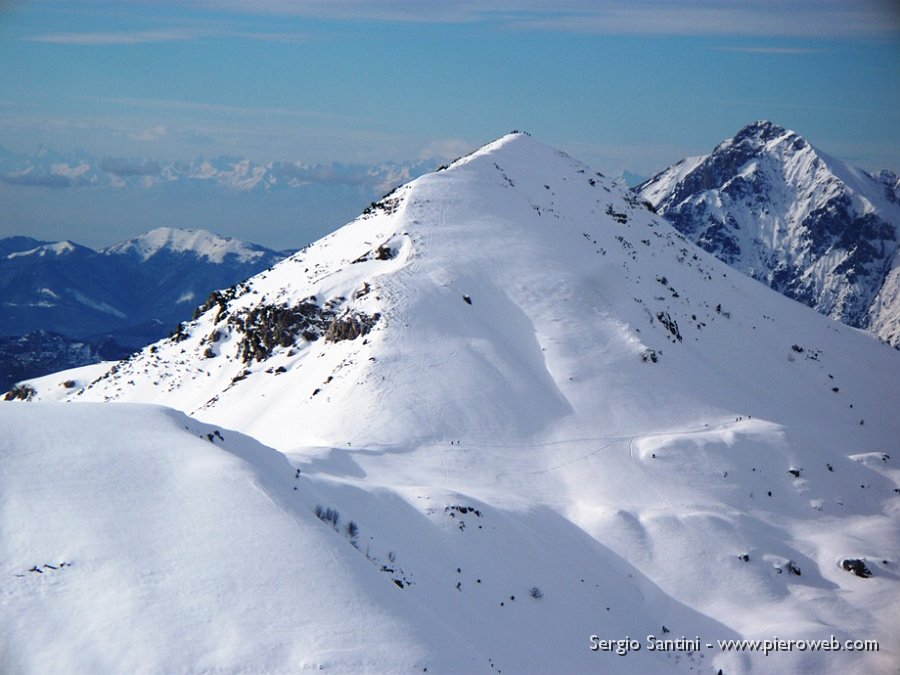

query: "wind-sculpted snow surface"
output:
0 404 486 673
6 134 900 673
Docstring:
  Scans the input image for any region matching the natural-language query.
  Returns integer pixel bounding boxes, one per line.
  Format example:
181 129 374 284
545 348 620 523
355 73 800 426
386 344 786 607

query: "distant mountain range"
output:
0 331 128 394
0 146 439 251
0 145 434 195
0 227 291 390
637 121 900 347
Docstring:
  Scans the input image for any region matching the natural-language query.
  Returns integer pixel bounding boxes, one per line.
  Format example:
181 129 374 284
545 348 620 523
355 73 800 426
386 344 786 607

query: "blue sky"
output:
0 1 898 250
2 0 898 174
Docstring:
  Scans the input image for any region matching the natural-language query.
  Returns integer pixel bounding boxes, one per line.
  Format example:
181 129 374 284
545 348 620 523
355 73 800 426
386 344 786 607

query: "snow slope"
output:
0 403 484 673
637 121 900 347
7 133 900 673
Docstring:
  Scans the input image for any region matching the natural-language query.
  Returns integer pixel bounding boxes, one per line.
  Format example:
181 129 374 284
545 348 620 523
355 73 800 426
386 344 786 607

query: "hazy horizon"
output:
1 0 898 248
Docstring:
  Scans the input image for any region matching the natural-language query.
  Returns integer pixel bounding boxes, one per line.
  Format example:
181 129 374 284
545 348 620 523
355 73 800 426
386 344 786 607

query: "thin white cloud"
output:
196 0 900 37
26 29 202 45
507 3 899 38
714 46 823 54
22 1 899 39
25 27 311 46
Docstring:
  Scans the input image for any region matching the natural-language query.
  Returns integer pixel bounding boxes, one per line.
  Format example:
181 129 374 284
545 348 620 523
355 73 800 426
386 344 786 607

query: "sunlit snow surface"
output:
103 226 269 264
5 134 900 673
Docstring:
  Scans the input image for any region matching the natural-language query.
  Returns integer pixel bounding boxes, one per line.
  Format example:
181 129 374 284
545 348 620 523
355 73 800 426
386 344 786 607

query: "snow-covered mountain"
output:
5 134 900 674
0 146 439 254
0 227 290 346
103 226 274 264
636 121 900 347
0 227 291 388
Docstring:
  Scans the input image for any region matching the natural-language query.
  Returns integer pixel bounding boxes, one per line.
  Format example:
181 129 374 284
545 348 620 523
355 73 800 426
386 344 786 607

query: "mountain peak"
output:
637 121 900 347
6 239 88 259
103 227 268 264
0 236 51 257
712 120 799 157
736 119 787 140
444 131 562 171
475 130 534 152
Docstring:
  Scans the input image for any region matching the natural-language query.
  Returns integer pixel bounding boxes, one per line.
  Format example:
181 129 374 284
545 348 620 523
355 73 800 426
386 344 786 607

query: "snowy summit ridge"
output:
5 132 900 674
103 226 271 264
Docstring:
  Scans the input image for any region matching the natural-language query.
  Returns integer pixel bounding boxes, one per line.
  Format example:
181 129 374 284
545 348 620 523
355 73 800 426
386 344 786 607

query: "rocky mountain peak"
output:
730 119 788 145
637 121 900 346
